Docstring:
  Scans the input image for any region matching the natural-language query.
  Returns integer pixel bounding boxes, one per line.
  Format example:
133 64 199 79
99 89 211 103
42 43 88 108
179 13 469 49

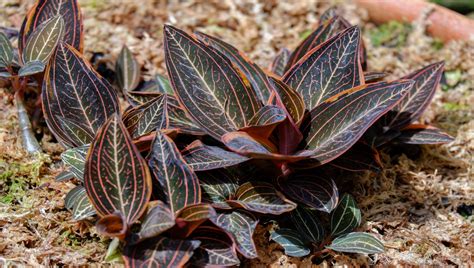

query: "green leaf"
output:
116 45 140 91
164 25 261 140
196 31 273 103
270 228 311 257
330 194 361 236
22 16 64 64
385 62 445 130
198 169 239 210
182 140 249 171
0 72 12 78
122 94 169 138
19 0 83 57
270 48 290 77
190 225 240 267
327 232 384 254
283 26 363 110
123 237 200 267
278 173 338 213
211 210 259 259
64 186 96 221
84 114 152 228
147 131 201 214
395 124 454 144
60 144 88 181
42 42 120 147
55 170 73 181
284 16 350 73
290 207 325 243
227 182 296 215
132 201 175 244
18 60 45 76
300 80 414 166
0 32 13 67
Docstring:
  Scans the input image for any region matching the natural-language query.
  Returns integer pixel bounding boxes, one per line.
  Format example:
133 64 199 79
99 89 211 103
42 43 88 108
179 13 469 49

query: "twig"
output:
15 91 42 154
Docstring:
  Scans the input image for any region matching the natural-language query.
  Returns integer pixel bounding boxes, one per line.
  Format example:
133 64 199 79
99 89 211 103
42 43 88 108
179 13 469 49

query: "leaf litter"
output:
0 0 472 266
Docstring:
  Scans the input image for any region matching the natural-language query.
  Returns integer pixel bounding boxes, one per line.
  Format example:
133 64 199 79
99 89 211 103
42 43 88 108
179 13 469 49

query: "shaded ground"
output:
0 0 473 266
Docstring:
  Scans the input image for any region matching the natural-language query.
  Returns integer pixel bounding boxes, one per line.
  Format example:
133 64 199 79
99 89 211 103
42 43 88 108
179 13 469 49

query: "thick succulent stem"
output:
15 91 42 154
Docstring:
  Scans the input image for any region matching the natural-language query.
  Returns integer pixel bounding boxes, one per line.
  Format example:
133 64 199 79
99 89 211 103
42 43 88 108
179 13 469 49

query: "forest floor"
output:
0 0 473 267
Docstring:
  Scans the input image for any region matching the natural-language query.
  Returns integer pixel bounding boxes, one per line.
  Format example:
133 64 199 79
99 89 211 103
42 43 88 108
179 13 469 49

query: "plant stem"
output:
15 91 42 154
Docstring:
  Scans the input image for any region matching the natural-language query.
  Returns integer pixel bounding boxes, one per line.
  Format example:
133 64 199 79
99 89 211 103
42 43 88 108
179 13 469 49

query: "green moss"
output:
369 21 412 47
299 29 312 40
443 102 468 111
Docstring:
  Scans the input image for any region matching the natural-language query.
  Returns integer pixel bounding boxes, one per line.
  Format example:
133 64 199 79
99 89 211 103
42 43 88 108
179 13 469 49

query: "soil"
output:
0 0 473 267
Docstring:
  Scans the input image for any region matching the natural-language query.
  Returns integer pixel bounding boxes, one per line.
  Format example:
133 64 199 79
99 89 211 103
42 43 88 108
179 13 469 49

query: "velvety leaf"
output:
133 201 175 244
278 173 338 213
364 71 387 83
57 116 94 145
240 105 286 139
196 31 272 103
60 144 88 181
227 182 296 215
84 114 152 226
330 194 361 236
167 100 206 135
283 26 363 110
42 43 120 147
22 16 64 64
19 0 83 56
164 25 261 140
319 7 339 23
395 124 454 144
18 60 45 76
222 131 309 161
270 228 311 257
116 45 140 91
175 203 217 237
123 237 200 267
268 77 305 125
267 77 305 155
182 140 249 171
270 48 291 77
126 91 162 107
55 170 73 181
64 186 95 221
386 62 445 130
211 210 258 259
155 73 174 94
290 207 325 243
327 232 384 254
0 32 13 67
284 16 352 73
328 142 382 172
0 72 12 78
190 225 240 267
122 94 168 138
198 169 239 209
301 80 414 166
148 131 201 214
